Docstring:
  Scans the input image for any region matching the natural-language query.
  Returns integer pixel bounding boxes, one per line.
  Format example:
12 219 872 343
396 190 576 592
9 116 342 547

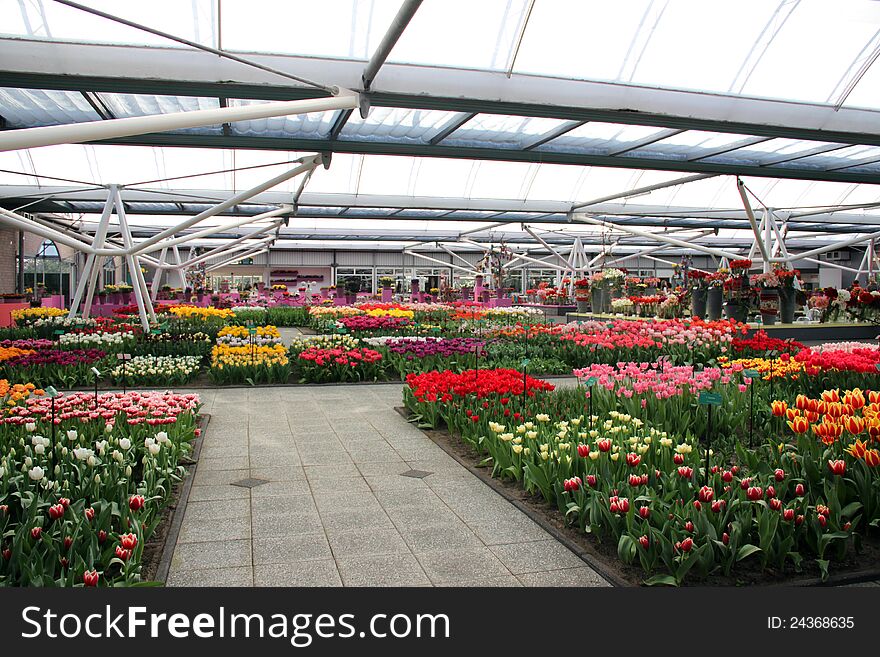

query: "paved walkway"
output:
167 382 609 587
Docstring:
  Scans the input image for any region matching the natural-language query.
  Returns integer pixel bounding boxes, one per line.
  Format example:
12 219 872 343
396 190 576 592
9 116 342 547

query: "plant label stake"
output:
698 391 722 485
90 367 101 407
117 353 131 393
583 376 597 428
742 369 760 448
520 358 530 417
46 386 58 468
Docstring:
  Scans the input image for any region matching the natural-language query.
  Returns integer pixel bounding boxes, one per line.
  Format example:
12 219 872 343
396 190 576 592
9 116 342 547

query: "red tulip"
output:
563 477 581 493
119 533 138 550
827 459 846 476
817 504 830 517
84 507 95 521
722 532 729 545
63 536 73 550
796 515 804 526
746 486 763 501
31 527 42 540
638 506 650 519
768 498 782 511
58 498 70 508
740 477 751 490
783 509 795 522
774 469 785 481
843 522 852 531
625 453 641 467
795 483 805 496
577 444 590 458
721 470 733 483
679 537 693 552
638 535 650 550
115 546 131 561
596 438 612 452
48 504 65 520
673 453 684 465
60 557 69 569
586 474 597 488
628 474 642 487
129 495 145 512
0 504 7 514
711 500 724 513
618 498 630 513
83 570 99 587
698 486 714 503
692 500 702 511
98 530 107 544
818 514 827 528
677 466 693 479
685 521 694 533
766 485 775 498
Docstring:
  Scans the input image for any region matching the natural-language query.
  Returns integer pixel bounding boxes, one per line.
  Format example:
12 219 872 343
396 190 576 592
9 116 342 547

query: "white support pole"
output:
174 222 282 270
139 206 291 255
737 179 771 270
778 229 880 262
112 186 151 329
0 207 98 253
150 247 168 302
188 237 275 270
801 257 862 274
0 95 359 152
571 214 743 259
70 193 114 315
571 173 719 211
205 244 272 272
523 225 571 270
437 244 478 271
403 250 480 275
171 246 186 289
133 157 320 255
462 239 572 271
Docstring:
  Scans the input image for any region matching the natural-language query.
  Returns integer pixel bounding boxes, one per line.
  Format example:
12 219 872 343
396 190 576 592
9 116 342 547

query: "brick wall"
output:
0 227 18 293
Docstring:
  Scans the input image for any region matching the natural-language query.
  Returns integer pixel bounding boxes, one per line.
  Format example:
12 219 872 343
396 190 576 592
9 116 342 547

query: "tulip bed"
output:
404 368 880 584
0 381 201 586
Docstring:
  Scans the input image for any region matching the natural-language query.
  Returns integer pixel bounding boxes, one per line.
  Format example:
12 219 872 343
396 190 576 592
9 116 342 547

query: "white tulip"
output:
66 430 78 441
105 423 113 434
95 440 108 454
28 465 44 481
34 444 45 455
119 438 131 450
72 447 93 461
148 443 161 456
155 431 169 444
25 422 36 433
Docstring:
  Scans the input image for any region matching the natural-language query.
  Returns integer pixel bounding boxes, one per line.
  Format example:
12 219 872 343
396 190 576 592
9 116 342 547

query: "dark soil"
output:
395 408 880 587
140 413 209 583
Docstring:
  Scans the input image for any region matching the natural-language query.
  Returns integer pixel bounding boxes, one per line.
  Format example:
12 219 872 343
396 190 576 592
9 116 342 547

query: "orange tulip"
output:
795 394 810 410
787 417 810 434
866 418 880 439
785 408 801 422
843 416 865 435
844 389 865 411
865 449 880 468
867 390 880 404
845 439 868 460
804 410 820 423
822 389 840 403
771 400 788 417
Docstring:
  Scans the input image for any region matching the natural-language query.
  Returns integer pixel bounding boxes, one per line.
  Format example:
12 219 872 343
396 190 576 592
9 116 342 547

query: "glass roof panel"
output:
0 88 100 128
342 207 401 217
702 138 844 165
340 108 461 144
0 0 216 47
97 93 221 135
537 122 674 155
388 0 530 70
228 101 339 139
795 145 880 169
393 209 452 218
442 114 573 150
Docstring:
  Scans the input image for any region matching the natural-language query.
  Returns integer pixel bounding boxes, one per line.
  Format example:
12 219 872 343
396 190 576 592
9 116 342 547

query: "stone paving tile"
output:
398 523 484 553
188 484 251 502
336 554 431 587
416 547 511 584
167 566 253 587
320 507 396 532
489 540 586 575
249 479 312 497
326 527 411 558
172 539 251 570
178 516 251 544
198 456 251 471
192 468 251 487
435 576 522 587
183 498 250 522
516 567 610 587
254 561 342 587
252 533 333 565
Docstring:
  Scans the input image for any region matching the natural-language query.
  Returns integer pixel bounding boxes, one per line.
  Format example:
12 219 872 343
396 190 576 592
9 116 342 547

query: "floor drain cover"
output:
400 469 432 479
231 478 270 488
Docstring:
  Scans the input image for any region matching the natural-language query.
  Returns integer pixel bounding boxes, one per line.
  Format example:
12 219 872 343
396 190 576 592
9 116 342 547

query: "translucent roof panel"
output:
220 0 399 59
441 114 574 150
794 145 880 171
0 88 100 128
97 94 221 135
625 130 757 160
0 0 217 47
536 122 675 155
702 138 845 165
340 108 462 144
228 101 339 139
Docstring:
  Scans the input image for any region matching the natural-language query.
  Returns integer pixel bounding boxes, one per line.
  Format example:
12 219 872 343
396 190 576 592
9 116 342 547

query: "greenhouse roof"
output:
1 0 879 255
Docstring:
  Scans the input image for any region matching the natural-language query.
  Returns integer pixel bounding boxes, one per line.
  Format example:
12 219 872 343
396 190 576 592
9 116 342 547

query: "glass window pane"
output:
0 88 100 128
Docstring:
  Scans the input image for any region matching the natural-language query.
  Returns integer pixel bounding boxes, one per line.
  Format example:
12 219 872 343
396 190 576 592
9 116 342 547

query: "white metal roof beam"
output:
5 39 880 139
